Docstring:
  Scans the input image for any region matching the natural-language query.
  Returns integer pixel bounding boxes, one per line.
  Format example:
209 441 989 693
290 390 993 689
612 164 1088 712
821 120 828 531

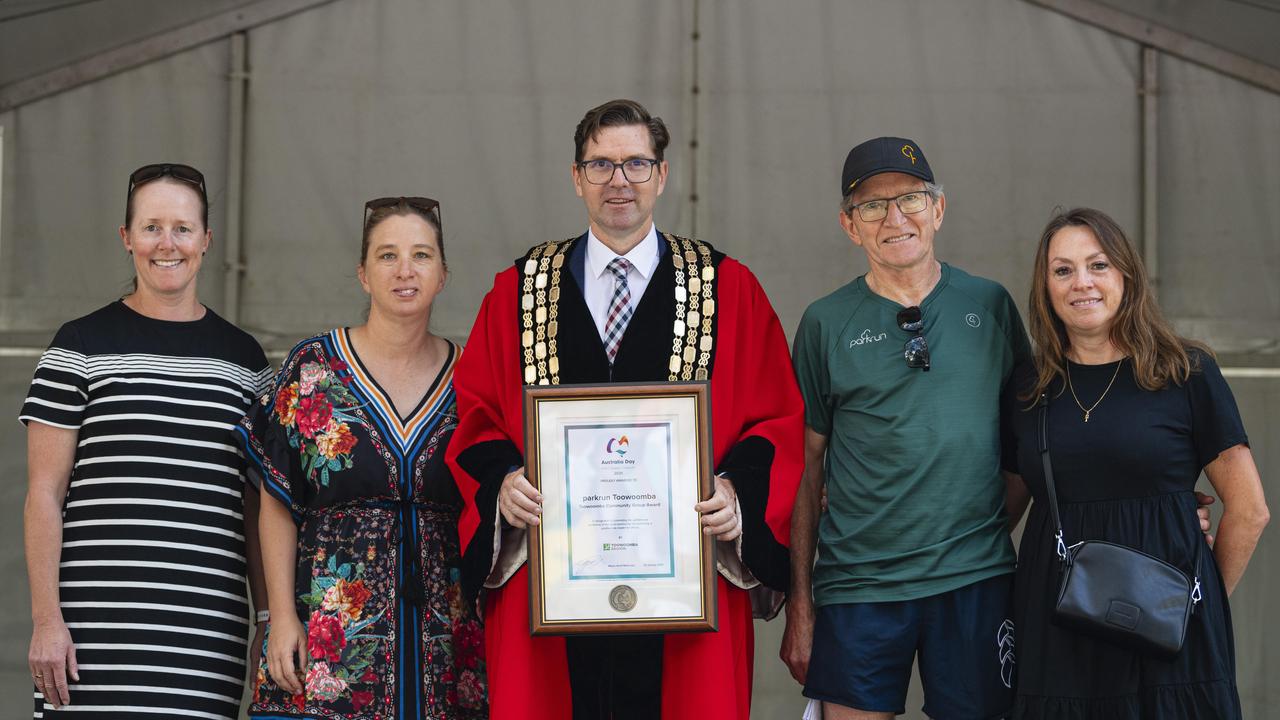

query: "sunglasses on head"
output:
896 305 930 372
363 196 442 233
127 163 206 202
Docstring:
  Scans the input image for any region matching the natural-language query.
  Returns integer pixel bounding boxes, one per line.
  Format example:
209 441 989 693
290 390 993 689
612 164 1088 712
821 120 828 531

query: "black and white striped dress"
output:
20 301 272 719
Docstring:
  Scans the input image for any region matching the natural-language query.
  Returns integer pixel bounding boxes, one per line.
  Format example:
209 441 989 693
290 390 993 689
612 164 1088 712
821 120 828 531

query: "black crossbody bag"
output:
1037 394 1201 657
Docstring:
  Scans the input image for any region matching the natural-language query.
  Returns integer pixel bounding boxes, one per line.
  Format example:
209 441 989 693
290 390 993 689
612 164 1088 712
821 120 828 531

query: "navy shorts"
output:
803 574 1015 719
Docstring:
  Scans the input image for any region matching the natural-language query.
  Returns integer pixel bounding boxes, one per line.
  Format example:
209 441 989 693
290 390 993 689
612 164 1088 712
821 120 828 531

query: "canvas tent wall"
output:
1 1 1276 716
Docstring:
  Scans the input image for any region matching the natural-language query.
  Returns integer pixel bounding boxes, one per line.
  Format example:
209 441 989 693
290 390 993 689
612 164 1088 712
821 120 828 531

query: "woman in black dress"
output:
1003 207 1269 718
242 197 486 718
22 164 272 718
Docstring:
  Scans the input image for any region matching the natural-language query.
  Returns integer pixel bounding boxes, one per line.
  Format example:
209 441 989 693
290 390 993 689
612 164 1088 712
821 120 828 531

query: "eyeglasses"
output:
896 305 930 372
127 163 206 202
364 196 442 234
847 191 932 223
576 158 659 185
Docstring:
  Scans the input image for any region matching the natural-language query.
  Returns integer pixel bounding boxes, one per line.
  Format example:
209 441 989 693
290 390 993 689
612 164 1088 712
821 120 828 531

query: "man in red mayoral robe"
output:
447 98 802 719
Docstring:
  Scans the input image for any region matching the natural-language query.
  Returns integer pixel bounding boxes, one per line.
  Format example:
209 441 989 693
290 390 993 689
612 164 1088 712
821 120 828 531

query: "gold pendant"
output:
1084 411 1090 423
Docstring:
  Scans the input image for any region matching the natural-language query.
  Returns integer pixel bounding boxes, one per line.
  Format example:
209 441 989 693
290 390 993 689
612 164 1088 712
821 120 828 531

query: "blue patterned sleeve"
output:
237 342 313 522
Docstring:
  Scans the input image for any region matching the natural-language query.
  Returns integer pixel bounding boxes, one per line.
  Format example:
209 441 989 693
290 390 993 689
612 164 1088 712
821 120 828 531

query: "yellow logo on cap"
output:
902 145 917 165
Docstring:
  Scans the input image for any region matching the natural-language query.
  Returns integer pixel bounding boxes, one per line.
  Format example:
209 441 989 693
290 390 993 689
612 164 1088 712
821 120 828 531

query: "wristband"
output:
255 609 270 624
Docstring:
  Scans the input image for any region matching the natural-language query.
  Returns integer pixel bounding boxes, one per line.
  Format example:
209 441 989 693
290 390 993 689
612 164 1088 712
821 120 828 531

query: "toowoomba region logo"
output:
606 435 630 456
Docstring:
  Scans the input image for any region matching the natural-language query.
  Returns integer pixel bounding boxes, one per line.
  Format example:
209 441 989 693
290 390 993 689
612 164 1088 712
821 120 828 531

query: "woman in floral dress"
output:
239 197 486 718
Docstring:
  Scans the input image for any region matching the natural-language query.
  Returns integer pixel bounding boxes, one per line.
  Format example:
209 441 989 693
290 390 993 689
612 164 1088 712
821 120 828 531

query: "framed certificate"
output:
523 382 717 635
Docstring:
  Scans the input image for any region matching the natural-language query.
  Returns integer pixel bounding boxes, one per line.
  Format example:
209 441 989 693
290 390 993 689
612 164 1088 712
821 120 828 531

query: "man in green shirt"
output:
781 137 1029 719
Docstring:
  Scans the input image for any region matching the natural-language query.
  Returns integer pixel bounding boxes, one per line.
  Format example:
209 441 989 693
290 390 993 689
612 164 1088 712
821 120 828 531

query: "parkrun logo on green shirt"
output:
848 329 888 348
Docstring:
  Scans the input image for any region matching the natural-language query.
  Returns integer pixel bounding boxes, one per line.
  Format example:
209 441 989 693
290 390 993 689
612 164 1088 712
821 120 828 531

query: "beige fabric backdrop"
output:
1 1 1276 716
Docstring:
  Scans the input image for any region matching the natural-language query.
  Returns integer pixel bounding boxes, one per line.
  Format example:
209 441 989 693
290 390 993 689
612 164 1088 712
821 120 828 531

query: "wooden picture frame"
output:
523 381 717 635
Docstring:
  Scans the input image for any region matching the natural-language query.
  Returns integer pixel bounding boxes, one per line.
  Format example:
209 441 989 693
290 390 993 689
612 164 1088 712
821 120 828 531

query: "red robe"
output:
447 235 802 719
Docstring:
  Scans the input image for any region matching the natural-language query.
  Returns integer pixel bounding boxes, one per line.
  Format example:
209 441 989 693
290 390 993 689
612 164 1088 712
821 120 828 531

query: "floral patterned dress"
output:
238 329 486 719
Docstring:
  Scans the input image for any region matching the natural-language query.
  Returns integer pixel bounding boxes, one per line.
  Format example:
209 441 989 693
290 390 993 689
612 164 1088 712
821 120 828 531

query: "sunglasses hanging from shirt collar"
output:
896 305 930 372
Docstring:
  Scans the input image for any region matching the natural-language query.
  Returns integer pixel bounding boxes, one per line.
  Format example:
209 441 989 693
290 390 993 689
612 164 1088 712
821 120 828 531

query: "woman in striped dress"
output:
21 163 273 718
240 197 486 718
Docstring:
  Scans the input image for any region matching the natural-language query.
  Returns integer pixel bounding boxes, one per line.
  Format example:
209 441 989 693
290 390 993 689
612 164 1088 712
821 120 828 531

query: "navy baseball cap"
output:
841 137 934 197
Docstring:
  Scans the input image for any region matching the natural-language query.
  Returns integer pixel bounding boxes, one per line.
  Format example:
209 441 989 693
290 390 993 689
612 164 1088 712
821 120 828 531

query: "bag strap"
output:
1037 393 1070 562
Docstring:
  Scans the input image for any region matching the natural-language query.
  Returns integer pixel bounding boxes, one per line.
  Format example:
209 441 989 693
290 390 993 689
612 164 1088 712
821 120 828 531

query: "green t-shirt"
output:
793 263 1031 605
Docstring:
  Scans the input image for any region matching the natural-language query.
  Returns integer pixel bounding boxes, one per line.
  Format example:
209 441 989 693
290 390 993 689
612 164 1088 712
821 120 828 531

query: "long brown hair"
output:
1025 207 1208 401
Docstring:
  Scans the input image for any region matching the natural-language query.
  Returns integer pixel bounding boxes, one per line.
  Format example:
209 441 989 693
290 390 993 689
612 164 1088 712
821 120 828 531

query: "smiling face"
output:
571 123 667 251
839 171 944 275
118 179 210 301
357 213 446 321
1046 224 1125 342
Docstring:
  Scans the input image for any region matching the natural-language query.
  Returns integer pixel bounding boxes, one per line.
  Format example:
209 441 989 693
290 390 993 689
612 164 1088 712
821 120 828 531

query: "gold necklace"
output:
1066 358 1123 423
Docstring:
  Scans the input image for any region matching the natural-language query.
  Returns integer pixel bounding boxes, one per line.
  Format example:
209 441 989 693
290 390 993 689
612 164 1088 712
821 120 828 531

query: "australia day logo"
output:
606 435 630 457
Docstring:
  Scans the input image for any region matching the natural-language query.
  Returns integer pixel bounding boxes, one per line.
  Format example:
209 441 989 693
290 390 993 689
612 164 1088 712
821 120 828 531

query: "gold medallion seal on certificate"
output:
523 382 717 635
609 585 637 613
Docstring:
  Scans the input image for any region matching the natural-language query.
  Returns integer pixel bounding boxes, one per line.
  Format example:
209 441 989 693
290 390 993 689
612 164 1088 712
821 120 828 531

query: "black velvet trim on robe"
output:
456 438 523 603
716 435 791 591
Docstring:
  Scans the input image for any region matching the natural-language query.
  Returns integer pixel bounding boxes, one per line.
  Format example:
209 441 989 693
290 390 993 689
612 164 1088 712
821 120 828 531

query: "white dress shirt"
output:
583 225 661 344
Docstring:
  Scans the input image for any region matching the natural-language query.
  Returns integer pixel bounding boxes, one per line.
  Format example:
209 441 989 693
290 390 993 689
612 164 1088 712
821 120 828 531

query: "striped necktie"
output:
603 257 634 364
